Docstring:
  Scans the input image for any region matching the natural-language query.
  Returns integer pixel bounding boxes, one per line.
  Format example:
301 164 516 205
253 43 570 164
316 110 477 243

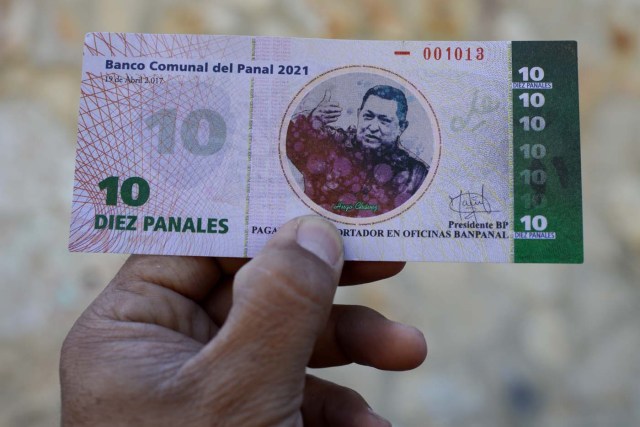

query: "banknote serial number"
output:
423 46 485 61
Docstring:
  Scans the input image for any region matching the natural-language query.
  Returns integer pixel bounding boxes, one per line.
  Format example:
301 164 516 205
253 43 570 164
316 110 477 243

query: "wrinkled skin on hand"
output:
60 216 427 426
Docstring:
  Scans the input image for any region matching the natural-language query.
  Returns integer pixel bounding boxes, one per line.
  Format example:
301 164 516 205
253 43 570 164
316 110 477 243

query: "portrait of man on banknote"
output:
285 75 434 219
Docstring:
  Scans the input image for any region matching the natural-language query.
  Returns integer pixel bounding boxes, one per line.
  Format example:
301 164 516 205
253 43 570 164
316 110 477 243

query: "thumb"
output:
321 89 332 103
195 216 343 392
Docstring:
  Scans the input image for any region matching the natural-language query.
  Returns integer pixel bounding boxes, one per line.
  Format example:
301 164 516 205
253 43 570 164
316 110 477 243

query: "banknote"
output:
70 33 583 263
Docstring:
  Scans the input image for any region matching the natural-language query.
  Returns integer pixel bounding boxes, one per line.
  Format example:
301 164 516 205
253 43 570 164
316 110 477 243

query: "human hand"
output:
60 216 427 426
310 90 343 129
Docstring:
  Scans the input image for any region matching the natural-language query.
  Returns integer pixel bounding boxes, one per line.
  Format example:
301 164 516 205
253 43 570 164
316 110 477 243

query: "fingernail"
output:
296 216 343 268
395 322 424 338
368 408 392 426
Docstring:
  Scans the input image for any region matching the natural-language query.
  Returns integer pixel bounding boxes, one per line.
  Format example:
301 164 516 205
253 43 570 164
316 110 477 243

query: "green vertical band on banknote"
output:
512 41 583 263
507 43 515 262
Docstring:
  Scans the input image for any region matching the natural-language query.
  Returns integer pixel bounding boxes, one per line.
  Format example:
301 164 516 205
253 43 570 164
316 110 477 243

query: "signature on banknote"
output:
449 185 498 221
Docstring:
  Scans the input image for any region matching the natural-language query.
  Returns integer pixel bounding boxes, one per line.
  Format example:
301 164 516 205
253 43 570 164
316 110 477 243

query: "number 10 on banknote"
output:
70 34 583 263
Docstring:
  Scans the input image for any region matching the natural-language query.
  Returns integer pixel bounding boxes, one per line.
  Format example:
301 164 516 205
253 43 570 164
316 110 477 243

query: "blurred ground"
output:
1 0 639 426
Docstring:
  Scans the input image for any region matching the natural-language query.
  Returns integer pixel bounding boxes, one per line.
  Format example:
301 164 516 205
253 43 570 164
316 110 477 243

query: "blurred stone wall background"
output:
1 0 639 426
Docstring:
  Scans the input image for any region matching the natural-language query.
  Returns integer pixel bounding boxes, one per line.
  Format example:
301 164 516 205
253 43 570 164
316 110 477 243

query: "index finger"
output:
215 259 405 286
318 103 342 110
340 261 406 285
201 260 405 325
116 257 403 300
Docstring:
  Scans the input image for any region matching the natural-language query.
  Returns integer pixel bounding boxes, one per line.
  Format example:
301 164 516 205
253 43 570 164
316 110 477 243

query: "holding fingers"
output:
60 216 427 426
